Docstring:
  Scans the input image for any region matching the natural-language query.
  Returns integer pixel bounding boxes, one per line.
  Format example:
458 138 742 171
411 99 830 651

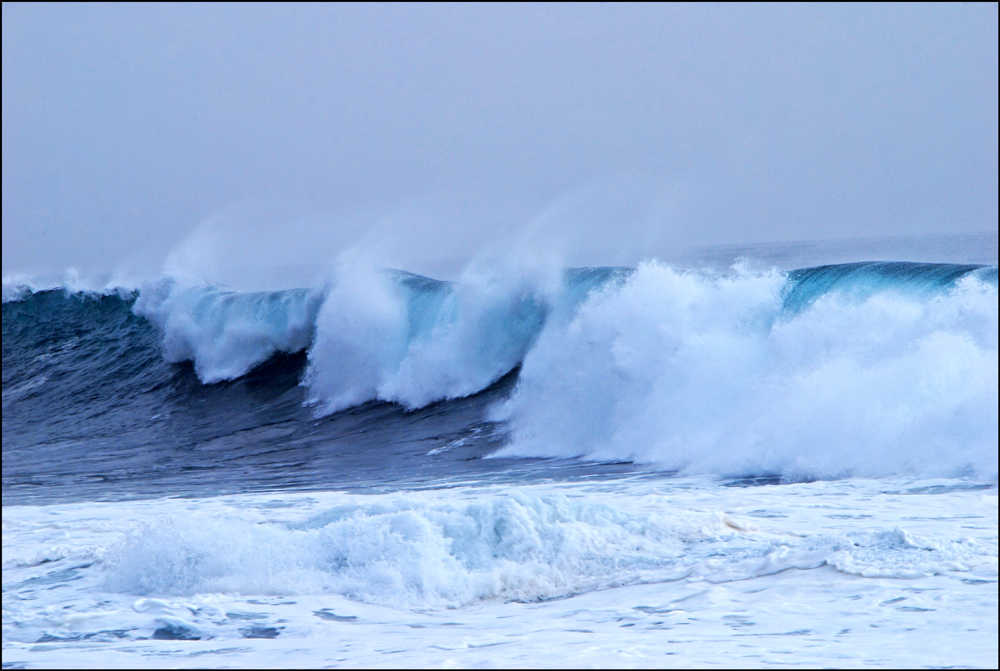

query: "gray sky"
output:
3 3 997 282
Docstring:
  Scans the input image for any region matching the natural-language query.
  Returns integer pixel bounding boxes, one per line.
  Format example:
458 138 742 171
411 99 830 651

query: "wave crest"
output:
132 278 324 383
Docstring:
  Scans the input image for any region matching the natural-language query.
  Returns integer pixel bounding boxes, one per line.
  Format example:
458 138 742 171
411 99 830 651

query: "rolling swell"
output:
784 261 996 312
2 261 997 504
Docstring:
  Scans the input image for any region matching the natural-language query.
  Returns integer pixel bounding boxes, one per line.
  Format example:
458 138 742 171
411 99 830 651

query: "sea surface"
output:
3 232 998 668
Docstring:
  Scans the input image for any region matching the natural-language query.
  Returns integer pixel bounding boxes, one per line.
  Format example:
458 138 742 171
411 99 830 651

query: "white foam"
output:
495 262 999 480
3 478 996 668
93 486 994 609
103 492 684 607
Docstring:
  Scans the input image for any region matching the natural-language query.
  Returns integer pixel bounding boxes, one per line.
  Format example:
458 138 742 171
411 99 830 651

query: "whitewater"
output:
3 235 998 668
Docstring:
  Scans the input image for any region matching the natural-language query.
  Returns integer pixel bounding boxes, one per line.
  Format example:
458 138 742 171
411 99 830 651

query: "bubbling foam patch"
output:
102 491 994 608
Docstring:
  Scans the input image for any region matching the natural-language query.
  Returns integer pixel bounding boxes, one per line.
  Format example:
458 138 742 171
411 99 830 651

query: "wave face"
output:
3 261 997 503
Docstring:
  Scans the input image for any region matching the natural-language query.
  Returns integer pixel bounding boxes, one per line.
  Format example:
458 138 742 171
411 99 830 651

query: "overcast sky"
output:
3 3 997 281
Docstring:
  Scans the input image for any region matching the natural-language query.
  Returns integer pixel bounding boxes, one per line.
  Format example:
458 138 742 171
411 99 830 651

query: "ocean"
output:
3 232 997 668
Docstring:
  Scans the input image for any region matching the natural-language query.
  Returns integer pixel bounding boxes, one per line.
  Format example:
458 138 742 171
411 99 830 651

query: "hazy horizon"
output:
3 3 997 283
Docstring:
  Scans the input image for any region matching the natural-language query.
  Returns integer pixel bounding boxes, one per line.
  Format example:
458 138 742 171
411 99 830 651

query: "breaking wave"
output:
494 262 997 480
3 261 996 481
